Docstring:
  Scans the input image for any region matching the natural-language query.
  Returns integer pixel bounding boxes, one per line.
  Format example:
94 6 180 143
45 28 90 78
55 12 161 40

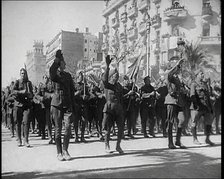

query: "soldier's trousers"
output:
35 108 46 138
102 101 124 146
140 106 156 135
14 106 31 143
51 106 73 154
190 110 213 127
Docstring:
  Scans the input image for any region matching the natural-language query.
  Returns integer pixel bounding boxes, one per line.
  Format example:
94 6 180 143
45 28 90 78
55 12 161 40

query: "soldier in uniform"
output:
140 76 157 138
155 76 168 137
122 75 139 138
73 71 90 142
49 49 75 161
190 69 215 145
5 82 16 137
34 75 54 143
164 56 186 149
12 68 34 147
102 55 124 154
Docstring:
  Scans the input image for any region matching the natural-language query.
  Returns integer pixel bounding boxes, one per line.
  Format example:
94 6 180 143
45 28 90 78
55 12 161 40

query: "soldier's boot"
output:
63 133 71 161
116 142 124 154
55 137 63 155
16 124 22 147
191 127 201 145
105 142 111 153
205 125 215 146
23 123 30 147
168 125 176 149
175 128 187 149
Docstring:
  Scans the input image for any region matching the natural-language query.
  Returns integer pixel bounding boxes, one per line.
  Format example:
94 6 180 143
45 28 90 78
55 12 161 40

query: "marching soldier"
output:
49 49 75 161
190 69 215 145
155 76 168 137
123 75 140 138
12 68 34 147
73 71 90 143
34 75 54 143
140 76 157 138
102 55 124 154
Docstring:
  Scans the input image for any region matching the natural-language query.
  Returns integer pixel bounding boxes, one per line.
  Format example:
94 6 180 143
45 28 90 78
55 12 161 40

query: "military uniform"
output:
164 59 187 149
49 52 75 161
102 66 124 154
140 77 156 138
12 76 34 147
73 79 90 142
190 76 215 145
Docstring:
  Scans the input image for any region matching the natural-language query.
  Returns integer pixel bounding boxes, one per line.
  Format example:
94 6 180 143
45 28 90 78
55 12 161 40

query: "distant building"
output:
46 28 103 77
102 0 221 77
25 41 46 86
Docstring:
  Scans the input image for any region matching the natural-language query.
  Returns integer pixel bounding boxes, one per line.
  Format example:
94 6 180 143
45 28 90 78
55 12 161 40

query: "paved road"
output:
2 125 221 179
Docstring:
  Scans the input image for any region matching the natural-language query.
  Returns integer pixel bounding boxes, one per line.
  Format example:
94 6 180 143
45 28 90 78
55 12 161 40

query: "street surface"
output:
2 125 221 179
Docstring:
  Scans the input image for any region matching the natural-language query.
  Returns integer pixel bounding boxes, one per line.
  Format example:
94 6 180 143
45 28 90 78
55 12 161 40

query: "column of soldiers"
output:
1 45 221 161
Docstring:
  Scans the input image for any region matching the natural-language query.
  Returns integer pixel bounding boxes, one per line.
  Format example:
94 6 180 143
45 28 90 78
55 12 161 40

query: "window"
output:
202 23 210 36
172 25 180 36
85 39 87 43
84 48 87 52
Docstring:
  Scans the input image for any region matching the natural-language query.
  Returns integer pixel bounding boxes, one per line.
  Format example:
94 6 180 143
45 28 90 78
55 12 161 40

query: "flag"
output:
127 48 144 82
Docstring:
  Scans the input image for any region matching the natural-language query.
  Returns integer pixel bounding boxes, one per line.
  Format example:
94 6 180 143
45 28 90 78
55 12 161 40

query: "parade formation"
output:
1 37 221 162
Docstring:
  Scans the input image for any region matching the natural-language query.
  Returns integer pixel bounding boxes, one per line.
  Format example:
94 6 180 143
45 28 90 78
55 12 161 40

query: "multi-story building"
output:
102 0 221 79
46 28 103 77
25 41 46 86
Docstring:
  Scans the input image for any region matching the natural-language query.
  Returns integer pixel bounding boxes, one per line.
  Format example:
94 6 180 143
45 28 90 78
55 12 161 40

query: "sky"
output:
2 1 105 88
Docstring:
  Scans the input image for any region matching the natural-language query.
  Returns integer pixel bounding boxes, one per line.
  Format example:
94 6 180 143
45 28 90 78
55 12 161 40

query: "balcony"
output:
102 43 109 52
120 12 127 23
152 0 161 4
138 21 147 35
128 27 138 40
111 17 120 29
120 32 127 43
163 5 187 22
151 14 161 28
138 0 149 12
202 4 213 20
128 6 138 19
102 25 109 34
198 36 221 46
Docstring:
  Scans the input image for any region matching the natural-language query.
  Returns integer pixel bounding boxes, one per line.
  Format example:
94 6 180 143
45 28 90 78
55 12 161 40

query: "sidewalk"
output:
2 125 221 179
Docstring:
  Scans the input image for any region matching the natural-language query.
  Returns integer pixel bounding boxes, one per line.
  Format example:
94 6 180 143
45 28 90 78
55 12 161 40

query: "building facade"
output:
102 0 221 79
25 41 46 86
46 28 103 77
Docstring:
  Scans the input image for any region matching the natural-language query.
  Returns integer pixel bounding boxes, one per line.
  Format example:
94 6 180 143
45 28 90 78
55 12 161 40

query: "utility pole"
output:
146 8 151 77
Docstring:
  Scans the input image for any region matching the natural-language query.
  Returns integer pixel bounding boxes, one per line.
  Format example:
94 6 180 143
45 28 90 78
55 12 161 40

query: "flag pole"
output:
146 8 151 77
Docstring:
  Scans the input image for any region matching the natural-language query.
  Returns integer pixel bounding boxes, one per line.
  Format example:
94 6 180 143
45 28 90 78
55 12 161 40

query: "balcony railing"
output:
120 32 127 43
151 14 161 28
163 5 187 21
128 6 138 19
138 21 147 35
120 12 127 23
202 5 213 19
102 25 109 34
128 27 138 40
111 17 120 29
198 36 221 45
152 0 161 4
138 0 149 12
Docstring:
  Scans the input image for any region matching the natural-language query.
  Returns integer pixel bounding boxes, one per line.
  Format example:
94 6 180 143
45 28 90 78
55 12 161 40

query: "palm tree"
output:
182 42 219 79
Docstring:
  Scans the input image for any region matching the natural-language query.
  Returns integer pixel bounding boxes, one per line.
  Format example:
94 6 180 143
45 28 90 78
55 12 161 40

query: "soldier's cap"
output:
143 76 151 81
123 75 129 80
177 38 185 45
